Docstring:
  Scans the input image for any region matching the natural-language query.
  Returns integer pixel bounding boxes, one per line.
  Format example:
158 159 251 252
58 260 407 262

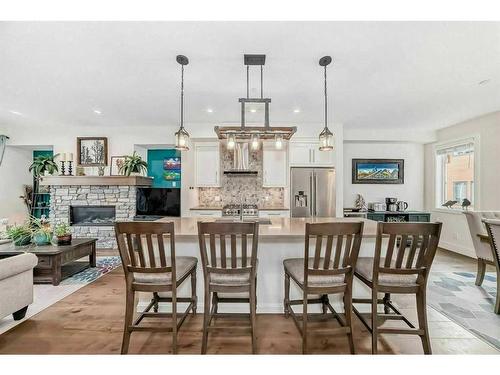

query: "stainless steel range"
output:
222 204 259 220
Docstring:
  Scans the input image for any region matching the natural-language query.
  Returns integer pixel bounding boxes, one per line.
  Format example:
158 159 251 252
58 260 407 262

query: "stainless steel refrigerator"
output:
290 167 336 217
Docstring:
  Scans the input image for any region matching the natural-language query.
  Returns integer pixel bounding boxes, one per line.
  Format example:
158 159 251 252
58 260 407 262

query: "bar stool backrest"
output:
373 222 442 284
304 222 364 285
483 219 500 265
197 221 259 281
115 221 176 280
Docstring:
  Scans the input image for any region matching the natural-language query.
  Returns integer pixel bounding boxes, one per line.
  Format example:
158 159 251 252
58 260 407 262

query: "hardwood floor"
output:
0 249 497 354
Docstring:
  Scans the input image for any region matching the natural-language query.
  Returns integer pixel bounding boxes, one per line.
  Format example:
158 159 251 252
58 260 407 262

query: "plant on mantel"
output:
119 151 148 176
28 154 59 179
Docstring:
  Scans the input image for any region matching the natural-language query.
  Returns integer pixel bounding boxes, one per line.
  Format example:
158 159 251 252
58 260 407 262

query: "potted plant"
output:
30 216 52 246
120 152 148 176
6 223 32 247
29 154 59 179
54 223 72 246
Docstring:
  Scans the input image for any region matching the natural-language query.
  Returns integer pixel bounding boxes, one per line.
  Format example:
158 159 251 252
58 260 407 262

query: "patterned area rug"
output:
428 271 500 349
61 256 122 284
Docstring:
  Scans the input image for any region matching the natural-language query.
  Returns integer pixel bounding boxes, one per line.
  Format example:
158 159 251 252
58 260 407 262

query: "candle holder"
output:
59 161 66 176
67 161 73 176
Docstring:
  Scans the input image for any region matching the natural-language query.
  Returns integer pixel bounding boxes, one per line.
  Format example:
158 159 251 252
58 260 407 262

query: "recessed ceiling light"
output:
9 110 23 116
93 109 102 115
293 109 301 113
478 79 490 85
207 108 214 113
250 109 257 113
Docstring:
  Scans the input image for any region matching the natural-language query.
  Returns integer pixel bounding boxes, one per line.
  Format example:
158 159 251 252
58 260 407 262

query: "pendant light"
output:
318 56 334 151
227 133 236 150
275 134 283 150
174 55 190 151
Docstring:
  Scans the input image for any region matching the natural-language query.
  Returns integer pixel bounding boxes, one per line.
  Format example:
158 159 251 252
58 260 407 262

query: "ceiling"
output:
1 21 499 135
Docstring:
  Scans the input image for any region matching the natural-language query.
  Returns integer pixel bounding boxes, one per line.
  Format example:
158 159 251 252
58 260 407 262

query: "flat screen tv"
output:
136 188 181 217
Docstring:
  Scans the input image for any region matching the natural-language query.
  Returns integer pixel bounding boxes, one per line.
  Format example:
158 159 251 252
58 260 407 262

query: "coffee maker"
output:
386 197 398 212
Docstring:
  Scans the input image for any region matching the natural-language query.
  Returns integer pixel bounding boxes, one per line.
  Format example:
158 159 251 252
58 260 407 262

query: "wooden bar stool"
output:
283 221 364 354
115 221 197 354
197 221 259 354
482 219 500 314
353 222 442 354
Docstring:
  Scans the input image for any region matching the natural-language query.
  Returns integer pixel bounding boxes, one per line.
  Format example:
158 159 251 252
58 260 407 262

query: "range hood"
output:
215 54 296 141
224 143 258 176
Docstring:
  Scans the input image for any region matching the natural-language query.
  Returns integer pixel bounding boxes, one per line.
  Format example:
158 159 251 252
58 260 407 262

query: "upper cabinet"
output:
262 143 287 187
289 141 334 167
194 142 221 187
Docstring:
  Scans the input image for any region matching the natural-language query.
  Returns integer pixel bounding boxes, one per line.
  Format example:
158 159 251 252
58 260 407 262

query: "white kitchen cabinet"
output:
262 144 287 187
259 210 290 218
289 141 334 167
194 142 221 187
190 210 222 217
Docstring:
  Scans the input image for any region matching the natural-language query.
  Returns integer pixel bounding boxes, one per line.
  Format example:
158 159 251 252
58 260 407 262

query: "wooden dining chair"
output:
353 221 442 354
482 219 500 314
283 221 364 354
197 221 259 354
115 221 197 354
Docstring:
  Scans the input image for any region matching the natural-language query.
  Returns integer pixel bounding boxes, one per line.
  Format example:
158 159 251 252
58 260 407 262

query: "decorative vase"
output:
33 232 51 246
56 234 72 246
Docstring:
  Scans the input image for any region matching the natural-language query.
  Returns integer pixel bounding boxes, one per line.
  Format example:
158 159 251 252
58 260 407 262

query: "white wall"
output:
0 146 34 224
343 141 425 210
424 111 500 258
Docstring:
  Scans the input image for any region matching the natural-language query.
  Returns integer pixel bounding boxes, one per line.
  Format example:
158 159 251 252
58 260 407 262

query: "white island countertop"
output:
154 217 377 238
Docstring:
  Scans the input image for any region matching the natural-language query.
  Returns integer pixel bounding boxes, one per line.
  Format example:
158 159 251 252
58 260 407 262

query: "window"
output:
435 139 475 209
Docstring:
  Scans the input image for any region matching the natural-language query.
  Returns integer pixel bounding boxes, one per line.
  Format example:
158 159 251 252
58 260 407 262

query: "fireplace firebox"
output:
70 205 116 226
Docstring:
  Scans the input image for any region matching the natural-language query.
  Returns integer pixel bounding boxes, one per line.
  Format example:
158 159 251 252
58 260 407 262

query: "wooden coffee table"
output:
0 238 97 286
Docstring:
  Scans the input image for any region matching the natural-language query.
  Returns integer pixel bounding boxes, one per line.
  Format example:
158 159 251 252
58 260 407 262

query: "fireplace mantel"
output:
40 175 153 186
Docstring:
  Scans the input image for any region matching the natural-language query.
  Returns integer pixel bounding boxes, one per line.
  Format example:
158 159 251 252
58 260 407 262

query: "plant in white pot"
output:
120 152 148 176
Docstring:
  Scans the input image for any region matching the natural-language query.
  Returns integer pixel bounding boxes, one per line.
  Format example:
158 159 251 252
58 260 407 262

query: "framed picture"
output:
163 157 181 170
110 156 126 176
352 159 404 184
77 137 108 166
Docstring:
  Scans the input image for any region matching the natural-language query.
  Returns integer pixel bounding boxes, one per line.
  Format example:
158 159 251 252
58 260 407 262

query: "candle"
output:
60 153 67 162
67 153 74 162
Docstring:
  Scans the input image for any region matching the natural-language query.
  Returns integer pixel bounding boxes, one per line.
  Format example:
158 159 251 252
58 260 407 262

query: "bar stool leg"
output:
250 280 258 354
302 290 308 354
201 288 210 354
344 287 356 354
371 290 378 354
284 272 290 318
416 288 432 354
191 270 197 315
121 288 134 354
172 292 178 354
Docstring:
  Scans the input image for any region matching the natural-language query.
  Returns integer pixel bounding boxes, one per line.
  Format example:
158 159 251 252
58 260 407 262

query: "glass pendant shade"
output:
275 134 283 150
251 134 260 150
175 127 190 151
319 127 334 151
227 133 236 150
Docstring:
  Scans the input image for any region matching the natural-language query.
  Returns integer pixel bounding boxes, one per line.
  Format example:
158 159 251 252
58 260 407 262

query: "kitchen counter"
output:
189 206 290 211
155 216 377 238
138 216 378 313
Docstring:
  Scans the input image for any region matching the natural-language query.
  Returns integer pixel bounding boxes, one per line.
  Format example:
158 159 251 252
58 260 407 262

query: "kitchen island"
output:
140 217 378 313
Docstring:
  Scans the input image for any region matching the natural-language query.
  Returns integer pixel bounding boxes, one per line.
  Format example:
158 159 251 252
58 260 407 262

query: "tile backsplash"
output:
198 144 284 207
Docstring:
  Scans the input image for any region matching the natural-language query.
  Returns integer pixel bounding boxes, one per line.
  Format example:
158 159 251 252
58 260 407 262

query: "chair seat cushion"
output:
355 257 418 287
209 258 258 286
283 258 345 288
134 256 197 285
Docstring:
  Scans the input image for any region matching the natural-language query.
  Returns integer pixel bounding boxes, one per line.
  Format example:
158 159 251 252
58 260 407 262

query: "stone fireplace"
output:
42 176 153 249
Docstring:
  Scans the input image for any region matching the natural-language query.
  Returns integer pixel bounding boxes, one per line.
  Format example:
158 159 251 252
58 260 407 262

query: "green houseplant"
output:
29 154 59 178
30 216 52 246
6 223 32 246
54 223 72 245
120 151 148 176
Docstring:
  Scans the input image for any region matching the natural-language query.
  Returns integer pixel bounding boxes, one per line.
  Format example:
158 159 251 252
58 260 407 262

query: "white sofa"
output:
0 253 38 321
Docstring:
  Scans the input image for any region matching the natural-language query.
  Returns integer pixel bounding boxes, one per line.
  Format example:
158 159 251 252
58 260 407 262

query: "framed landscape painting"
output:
77 137 108 166
352 159 404 184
